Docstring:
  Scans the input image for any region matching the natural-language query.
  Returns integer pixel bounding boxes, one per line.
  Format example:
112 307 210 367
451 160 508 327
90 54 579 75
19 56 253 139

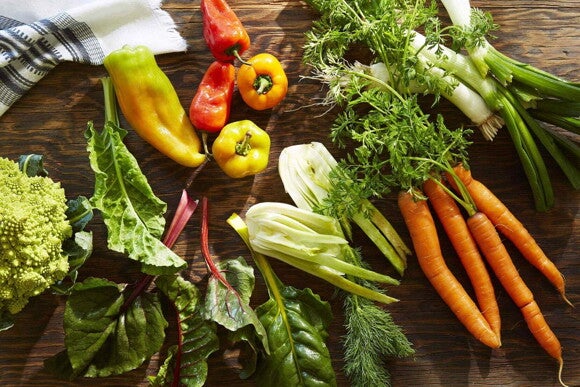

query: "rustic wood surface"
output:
0 0 578 386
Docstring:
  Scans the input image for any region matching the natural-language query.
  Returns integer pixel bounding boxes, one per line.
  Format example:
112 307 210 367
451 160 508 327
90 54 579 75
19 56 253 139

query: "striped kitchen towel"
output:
0 0 187 117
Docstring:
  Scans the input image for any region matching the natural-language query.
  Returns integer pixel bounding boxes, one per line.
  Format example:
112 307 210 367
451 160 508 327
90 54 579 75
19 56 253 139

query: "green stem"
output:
352 212 406 276
364 199 411 257
273 250 399 303
507 93 580 190
254 75 273 95
498 91 554 211
486 44 580 101
100 77 119 126
235 132 252 156
529 110 580 136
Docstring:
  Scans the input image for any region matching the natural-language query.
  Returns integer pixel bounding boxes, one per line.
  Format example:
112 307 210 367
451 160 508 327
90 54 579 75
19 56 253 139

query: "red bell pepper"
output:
189 60 235 133
200 0 251 62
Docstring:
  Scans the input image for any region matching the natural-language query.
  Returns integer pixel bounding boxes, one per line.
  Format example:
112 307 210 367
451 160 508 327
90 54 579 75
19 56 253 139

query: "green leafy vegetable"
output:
53 195 95 295
255 285 336 386
151 275 220 387
85 78 186 275
52 230 93 295
204 256 269 349
46 277 167 378
18 153 48 177
228 213 337 387
200 197 269 356
304 36 472 195
65 196 95 233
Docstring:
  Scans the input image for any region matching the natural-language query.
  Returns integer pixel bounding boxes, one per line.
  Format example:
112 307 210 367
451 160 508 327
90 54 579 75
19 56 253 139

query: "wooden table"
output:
0 1 578 386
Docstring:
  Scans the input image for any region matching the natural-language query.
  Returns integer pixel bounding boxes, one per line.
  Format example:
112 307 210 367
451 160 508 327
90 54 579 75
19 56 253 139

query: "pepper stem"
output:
254 75 273 95
235 132 252 156
232 49 251 66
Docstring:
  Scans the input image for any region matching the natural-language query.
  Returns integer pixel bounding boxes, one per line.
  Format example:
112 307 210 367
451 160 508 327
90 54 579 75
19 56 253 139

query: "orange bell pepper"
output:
237 53 288 110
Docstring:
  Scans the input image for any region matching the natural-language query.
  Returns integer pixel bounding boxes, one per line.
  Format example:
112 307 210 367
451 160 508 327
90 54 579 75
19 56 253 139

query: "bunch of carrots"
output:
398 163 570 387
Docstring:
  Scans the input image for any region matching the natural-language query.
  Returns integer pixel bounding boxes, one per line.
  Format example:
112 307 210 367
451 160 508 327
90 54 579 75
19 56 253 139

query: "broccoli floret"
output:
0 157 72 315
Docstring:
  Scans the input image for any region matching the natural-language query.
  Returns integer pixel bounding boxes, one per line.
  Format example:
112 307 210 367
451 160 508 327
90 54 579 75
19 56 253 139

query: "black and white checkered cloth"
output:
0 0 187 117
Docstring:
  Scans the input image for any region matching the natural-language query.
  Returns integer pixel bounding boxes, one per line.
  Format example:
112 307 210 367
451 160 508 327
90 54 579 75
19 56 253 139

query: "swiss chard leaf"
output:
224 325 260 379
255 284 336 386
152 275 219 387
227 212 337 386
204 256 269 355
85 121 186 275
59 277 167 378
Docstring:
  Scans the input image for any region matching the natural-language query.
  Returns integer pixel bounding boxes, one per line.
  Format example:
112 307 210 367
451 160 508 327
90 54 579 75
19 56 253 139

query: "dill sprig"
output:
343 293 415 387
341 249 414 387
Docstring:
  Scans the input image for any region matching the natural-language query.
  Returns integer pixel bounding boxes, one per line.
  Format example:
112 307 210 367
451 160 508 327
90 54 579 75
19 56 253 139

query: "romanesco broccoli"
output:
0 156 72 315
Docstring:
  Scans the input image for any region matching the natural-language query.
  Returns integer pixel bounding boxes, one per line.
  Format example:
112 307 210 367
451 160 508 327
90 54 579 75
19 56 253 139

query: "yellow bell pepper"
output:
211 120 270 178
103 45 206 168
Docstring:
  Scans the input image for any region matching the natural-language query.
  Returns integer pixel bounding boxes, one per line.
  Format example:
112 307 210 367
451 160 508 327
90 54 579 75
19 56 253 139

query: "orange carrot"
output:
467 212 565 385
423 178 501 339
398 191 500 349
448 164 569 305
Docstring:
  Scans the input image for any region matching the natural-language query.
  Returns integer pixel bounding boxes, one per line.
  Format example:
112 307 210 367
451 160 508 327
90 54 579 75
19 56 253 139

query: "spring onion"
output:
441 0 580 102
368 61 504 140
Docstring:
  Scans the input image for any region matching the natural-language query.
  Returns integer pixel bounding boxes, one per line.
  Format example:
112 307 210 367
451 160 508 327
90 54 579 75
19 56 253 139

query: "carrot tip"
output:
561 293 574 308
557 357 568 387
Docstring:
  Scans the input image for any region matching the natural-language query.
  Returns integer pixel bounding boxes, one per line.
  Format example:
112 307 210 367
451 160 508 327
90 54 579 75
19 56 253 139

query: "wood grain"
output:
0 1 578 386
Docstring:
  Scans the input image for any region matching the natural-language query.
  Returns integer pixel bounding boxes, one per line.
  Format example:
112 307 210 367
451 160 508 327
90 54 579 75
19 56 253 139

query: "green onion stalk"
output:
439 0 580 192
368 61 504 141
410 30 579 210
440 0 580 101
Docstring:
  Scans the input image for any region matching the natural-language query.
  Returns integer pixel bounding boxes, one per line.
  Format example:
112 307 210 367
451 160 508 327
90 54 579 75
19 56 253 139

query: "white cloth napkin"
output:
0 0 187 116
